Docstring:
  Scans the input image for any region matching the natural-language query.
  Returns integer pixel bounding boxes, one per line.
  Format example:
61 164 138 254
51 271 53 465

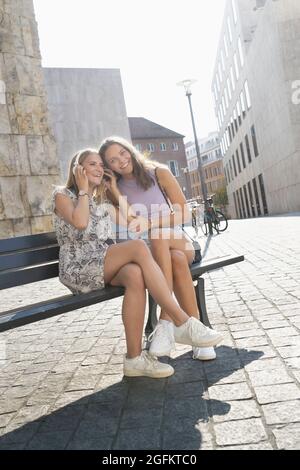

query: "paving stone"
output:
208 383 253 401
262 400 300 425
244 357 284 372
114 426 161 450
248 369 294 386
272 423 300 450
217 442 273 450
211 399 261 422
214 418 268 446
277 345 300 358
26 430 73 450
254 383 300 404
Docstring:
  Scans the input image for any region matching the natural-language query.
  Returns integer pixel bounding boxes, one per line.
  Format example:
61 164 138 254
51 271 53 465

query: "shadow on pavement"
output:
0 346 263 450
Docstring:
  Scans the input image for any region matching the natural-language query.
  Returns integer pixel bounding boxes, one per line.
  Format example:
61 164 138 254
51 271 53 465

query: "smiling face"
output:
103 144 134 178
81 152 105 187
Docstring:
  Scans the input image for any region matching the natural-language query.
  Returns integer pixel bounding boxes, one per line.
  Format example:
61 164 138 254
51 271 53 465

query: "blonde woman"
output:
53 149 223 379
99 136 216 361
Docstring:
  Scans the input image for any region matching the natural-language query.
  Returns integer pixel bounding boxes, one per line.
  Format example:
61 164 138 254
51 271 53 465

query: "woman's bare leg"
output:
150 230 199 321
104 240 188 326
171 250 199 319
149 238 174 323
109 264 146 358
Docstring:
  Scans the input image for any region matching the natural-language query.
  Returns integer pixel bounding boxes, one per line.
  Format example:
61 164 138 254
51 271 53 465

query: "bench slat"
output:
0 246 59 272
0 232 57 254
0 263 59 290
0 285 125 332
191 254 244 279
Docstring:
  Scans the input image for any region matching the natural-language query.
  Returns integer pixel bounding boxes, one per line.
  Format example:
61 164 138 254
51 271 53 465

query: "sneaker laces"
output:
148 323 174 347
139 350 159 368
148 323 163 343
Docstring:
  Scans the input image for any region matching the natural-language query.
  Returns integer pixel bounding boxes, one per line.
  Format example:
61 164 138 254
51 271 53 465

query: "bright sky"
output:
33 0 226 142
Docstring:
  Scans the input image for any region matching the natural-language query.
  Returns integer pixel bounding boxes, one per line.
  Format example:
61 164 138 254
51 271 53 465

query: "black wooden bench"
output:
0 232 244 334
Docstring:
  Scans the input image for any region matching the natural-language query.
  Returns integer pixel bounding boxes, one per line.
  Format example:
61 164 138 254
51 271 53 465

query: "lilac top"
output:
117 170 171 220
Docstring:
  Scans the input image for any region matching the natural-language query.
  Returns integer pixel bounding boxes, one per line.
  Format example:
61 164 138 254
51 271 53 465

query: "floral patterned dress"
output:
52 187 115 294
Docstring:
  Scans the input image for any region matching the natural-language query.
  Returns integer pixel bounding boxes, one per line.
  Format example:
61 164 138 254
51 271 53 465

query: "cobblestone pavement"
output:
0 214 300 450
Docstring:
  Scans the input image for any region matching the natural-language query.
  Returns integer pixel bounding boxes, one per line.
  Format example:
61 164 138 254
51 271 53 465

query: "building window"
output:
245 134 252 163
224 87 229 109
247 181 256 217
252 177 262 216
135 144 142 152
251 125 259 157
227 78 232 101
258 174 268 215
234 53 239 80
238 37 244 67
232 154 237 177
224 34 229 57
160 143 166 151
240 90 246 118
239 188 246 218
227 17 233 43
236 149 241 173
233 108 238 132
221 50 225 71
229 160 234 180
237 100 242 126
172 142 179 151
244 80 251 109
218 62 223 83
236 190 243 218
231 116 235 138
168 160 179 177
230 67 235 91
147 143 155 152
233 192 239 218
243 185 251 217
240 142 246 169
232 0 238 24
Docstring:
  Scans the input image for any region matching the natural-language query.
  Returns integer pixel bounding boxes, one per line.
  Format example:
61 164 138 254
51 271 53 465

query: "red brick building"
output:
128 117 191 198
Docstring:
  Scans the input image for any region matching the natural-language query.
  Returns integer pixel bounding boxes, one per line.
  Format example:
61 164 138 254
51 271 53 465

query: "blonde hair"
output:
99 136 164 190
65 148 106 204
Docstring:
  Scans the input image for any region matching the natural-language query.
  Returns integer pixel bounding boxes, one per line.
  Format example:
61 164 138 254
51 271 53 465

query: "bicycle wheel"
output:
214 210 228 232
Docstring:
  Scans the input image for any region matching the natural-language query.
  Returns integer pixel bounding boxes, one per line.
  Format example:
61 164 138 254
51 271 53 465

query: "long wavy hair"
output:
99 136 162 190
65 148 106 204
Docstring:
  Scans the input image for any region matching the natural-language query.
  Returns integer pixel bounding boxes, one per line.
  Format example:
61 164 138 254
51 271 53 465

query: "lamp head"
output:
177 79 197 96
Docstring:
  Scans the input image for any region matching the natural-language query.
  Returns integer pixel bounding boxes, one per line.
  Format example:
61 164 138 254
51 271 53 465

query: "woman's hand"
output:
74 165 89 192
128 216 150 236
103 169 118 194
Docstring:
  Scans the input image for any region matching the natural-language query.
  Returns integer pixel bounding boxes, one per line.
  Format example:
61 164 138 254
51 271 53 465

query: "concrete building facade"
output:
128 117 191 198
212 0 300 218
185 132 225 199
43 68 131 179
0 0 60 239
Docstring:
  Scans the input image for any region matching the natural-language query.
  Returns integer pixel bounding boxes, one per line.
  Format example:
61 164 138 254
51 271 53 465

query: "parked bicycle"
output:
191 195 228 236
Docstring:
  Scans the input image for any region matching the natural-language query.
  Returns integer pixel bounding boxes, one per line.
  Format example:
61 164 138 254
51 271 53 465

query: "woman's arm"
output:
104 170 137 226
151 167 191 229
55 165 90 230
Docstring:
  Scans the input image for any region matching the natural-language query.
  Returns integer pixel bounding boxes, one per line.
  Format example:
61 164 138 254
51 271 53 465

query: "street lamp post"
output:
177 79 212 235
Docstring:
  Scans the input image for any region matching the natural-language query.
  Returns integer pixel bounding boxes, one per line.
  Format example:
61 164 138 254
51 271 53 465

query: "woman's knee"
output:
124 263 145 289
129 239 150 259
170 249 189 275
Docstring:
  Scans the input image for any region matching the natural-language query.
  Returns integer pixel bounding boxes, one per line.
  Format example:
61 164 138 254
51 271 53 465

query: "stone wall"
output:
0 0 60 239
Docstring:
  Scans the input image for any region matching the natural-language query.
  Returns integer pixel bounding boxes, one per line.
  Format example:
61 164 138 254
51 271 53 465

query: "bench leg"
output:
194 277 212 329
144 293 158 339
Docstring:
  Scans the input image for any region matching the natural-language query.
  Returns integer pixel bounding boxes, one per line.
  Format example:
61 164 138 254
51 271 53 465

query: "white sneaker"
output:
148 320 175 357
123 351 174 378
193 346 216 361
174 317 223 348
